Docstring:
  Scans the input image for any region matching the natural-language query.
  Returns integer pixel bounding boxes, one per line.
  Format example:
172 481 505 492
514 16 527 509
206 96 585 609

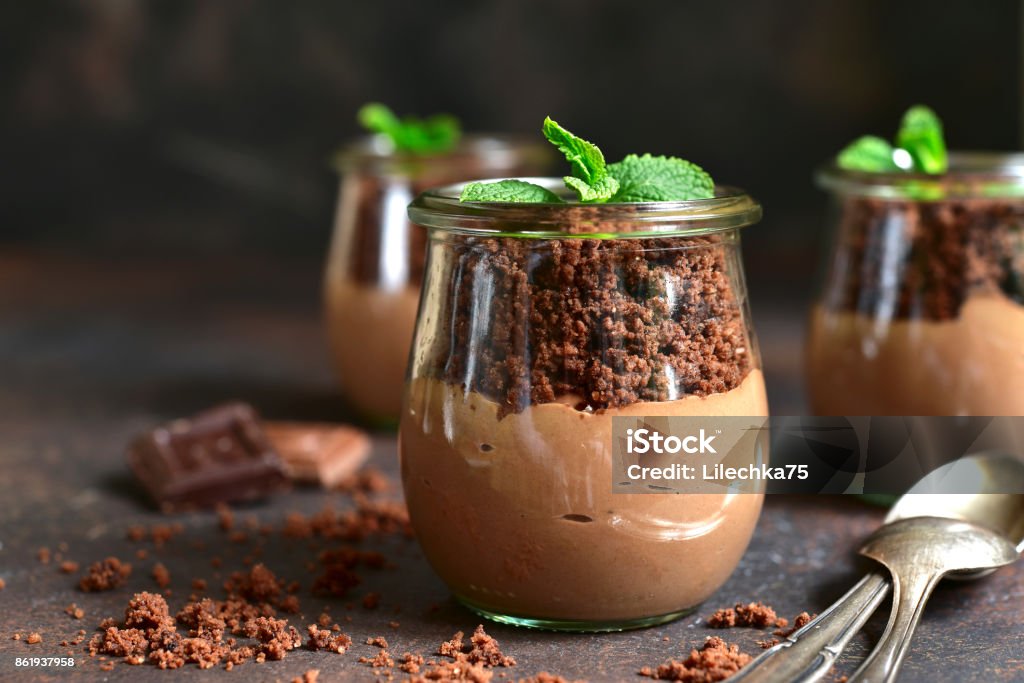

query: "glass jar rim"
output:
407 178 762 238
816 151 1024 199
333 134 551 176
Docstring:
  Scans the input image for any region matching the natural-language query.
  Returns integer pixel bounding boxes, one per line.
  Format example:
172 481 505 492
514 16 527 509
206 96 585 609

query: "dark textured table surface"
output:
0 251 1021 682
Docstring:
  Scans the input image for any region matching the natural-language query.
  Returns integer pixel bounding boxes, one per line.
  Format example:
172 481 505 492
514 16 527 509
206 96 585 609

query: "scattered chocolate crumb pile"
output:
707 602 816 638
707 602 787 630
431 234 754 415
828 197 1024 320
639 636 751 682
86 588 341 670
78 557 132 592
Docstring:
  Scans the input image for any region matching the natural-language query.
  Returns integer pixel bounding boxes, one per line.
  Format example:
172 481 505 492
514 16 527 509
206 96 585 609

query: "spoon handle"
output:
848 569 940 683
729 571 891 683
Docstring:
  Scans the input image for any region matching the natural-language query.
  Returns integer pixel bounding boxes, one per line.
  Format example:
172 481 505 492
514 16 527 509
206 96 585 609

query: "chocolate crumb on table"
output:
59 560 80 574
366 635 389 648
0 577 5 591
292 670 320 683
78 557 132 592
707 602 785 629
152 562 171 588
64 603 85 619
399 652 425 674
774 612 816 638
305 624 351 653
358 649 395 668
639 636 751 681
517 674 586 683
26 632 42 644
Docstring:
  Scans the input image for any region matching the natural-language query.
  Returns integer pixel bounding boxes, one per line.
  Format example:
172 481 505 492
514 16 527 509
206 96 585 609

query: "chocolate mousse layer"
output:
809 196 1024 415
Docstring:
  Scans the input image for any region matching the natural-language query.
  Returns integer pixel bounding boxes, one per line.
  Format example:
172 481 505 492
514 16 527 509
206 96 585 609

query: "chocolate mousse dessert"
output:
324 104 549 423
808 106 1024 415
401 118 767 630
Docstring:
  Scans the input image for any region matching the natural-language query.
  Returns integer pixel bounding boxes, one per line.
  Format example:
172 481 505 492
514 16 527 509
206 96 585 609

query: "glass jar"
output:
401 180 767 631
808 153 1024 416
324 136 550 425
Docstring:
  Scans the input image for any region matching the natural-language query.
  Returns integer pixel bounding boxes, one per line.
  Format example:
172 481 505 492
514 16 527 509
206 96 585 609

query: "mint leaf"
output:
357 102 460 155
607 154 714 201
564 175 619 202
460 179 562 203
837 136 901 173
896 105 947 174
542 117 609 185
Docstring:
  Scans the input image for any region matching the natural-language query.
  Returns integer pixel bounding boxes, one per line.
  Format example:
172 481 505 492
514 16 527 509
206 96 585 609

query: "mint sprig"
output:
459 117 715 204
542 117 619 201
358 102 460 155
836 105 948 174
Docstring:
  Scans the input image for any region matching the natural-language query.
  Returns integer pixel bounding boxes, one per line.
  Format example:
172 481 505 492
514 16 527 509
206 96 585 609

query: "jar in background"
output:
401 181 767 631
808 153 1024 416
324 136 550 425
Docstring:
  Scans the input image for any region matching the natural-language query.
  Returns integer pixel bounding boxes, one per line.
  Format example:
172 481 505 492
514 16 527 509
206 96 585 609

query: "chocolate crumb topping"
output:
429 233 753 415
826 197 1024 320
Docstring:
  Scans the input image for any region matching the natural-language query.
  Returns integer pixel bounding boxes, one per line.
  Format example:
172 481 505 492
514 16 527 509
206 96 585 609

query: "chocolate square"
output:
128 402 289 511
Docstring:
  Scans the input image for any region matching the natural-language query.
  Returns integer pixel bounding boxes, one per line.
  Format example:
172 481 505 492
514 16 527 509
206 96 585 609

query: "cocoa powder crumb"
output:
293 670 320 683
26 633 42 644
0 578 5 591
152 562 171 588
774 612 816 638
79 557 132 592
367 635 389 648
216 503 234 531
59 561 80 574
37 547 51 564
242 616 301 661
400 652 426 673
305 624 351 653
707 602 781 629
358 649 395 668
639 636 751 681
65 603 85 620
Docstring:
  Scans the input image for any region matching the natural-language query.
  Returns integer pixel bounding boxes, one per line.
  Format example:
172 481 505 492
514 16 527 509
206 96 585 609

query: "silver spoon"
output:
847 515 1018 682
730 452 1024 683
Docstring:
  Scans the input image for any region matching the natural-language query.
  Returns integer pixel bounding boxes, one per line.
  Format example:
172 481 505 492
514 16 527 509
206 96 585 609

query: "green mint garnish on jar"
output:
837 105 948 174
357 102 461 155
460 117 714 203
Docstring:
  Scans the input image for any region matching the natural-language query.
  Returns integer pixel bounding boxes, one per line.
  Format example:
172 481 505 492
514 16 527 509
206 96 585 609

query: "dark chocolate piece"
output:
127 402 289 511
